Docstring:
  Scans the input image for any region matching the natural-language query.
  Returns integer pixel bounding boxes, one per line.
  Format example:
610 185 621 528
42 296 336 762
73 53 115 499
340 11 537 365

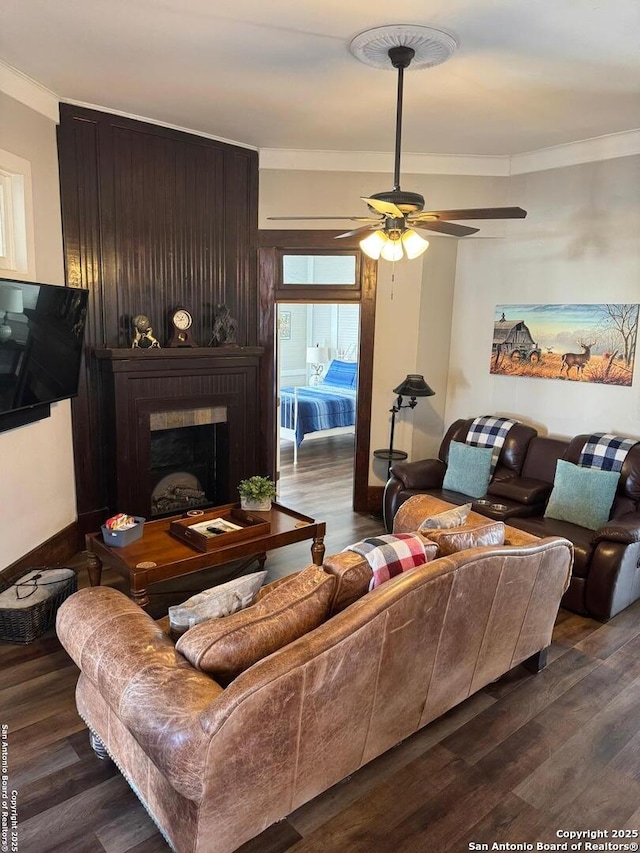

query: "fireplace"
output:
149 406 229 517
96 348 263 519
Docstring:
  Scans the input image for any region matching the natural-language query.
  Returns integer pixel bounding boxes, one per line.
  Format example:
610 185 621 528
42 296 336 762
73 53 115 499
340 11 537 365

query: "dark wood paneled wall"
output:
57 105 259 533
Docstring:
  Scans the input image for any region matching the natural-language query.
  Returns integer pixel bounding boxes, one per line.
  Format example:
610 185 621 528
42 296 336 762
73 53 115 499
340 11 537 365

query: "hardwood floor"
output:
4 441 640 851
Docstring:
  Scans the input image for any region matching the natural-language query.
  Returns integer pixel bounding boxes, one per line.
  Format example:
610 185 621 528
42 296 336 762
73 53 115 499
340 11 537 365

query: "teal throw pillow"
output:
442 441 493 499
544 460 619 531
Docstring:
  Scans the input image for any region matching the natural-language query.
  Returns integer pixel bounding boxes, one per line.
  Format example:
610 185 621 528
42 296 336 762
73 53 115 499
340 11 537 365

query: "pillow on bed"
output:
323 360 357 389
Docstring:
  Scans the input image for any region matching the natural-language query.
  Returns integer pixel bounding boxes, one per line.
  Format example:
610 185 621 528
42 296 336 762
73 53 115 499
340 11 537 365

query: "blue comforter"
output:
281 384 357 446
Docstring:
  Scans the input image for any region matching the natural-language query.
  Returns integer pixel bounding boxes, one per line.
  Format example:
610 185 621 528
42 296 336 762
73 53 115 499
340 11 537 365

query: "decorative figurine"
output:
209 304 238 346
131 314 160 348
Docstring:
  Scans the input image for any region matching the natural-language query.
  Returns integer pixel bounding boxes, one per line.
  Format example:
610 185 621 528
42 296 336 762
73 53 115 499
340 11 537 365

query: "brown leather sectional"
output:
384 418 640 621
57 534 572 853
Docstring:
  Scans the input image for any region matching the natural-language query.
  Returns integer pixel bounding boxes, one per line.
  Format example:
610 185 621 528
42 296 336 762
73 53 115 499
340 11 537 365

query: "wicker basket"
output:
0 568 78 644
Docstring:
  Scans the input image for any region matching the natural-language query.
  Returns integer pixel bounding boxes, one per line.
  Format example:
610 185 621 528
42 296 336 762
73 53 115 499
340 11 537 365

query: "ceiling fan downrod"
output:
389 45 415 192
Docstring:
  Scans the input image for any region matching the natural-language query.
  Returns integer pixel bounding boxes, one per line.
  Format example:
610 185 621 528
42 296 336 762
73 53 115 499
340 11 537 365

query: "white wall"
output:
445 155 640 440
0 92 77 569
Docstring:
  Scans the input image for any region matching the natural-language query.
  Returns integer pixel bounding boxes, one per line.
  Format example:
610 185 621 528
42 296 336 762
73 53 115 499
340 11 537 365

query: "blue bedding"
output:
281 383 357 446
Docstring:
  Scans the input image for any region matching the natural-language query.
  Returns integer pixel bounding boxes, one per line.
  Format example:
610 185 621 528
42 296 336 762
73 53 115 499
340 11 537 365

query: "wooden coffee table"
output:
85 502 326 609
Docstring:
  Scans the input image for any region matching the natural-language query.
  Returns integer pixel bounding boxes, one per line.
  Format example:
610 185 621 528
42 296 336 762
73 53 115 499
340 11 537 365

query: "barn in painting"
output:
492 315 541 365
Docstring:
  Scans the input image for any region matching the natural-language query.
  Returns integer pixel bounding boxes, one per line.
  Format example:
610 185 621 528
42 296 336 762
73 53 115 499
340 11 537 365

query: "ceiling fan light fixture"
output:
401 229 429 259
380 239 404 262
359 230 388 260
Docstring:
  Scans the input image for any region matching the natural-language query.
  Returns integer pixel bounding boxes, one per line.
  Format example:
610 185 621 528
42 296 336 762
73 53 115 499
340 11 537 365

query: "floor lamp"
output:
374 374 435 475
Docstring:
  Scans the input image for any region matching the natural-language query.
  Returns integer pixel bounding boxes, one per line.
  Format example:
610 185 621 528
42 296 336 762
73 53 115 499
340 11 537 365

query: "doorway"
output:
257 230 377 512
277 301 360 499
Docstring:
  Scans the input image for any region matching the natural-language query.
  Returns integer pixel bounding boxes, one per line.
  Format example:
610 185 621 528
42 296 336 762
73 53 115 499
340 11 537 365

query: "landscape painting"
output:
490 304 638 386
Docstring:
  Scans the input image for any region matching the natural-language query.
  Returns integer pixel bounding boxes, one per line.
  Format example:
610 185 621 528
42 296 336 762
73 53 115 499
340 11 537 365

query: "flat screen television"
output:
0 277 89 422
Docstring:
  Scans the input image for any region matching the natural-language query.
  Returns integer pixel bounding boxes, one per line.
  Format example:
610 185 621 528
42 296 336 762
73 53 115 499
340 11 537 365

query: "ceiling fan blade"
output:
335 225 377 239
413 221 480 237
267 215 377 221
361 197 404 218
414 207 527 222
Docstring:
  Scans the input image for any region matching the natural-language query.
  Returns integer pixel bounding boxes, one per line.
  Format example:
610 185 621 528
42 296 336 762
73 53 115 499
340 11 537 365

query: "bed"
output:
280 360 357 464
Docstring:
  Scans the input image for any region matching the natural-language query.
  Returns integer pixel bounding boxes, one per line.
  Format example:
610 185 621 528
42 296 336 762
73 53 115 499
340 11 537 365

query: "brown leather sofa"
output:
56 534 572 853
383 418 539 530
384 423 640 621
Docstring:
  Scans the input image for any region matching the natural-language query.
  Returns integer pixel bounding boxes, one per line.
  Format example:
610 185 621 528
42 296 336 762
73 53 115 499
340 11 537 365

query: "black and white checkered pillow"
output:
578 433 638 473
466 416 518 473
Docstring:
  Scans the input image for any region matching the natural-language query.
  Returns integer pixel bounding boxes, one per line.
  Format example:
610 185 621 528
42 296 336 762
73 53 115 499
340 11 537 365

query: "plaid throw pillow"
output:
347 533 432 589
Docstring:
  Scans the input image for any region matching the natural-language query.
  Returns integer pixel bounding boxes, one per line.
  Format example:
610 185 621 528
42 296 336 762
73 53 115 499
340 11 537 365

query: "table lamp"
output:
306 346 330 385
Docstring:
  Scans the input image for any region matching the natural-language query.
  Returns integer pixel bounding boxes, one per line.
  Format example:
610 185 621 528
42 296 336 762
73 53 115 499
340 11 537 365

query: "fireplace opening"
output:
149 419 229 517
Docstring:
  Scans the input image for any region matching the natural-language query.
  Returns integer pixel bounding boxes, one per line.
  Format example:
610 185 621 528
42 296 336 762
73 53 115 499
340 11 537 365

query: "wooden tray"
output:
168 507 271 553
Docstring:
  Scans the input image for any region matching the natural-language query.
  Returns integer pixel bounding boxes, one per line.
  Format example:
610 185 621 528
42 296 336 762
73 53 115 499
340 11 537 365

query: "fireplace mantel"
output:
95 346 263 363
96 346 264 519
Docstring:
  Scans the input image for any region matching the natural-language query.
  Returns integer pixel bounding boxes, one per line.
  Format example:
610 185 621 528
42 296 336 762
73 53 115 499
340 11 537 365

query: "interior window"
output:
0 151 31 276
282 254 357 286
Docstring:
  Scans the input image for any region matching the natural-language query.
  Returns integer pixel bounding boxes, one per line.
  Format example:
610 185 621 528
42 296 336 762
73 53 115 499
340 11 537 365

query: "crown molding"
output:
259 148 511 176
260 129 640 176
0 61 59 123
63 100 258 151
509 129 640 175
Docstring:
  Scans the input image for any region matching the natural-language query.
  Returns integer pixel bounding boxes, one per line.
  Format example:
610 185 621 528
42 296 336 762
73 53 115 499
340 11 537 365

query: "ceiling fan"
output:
268 26 527 261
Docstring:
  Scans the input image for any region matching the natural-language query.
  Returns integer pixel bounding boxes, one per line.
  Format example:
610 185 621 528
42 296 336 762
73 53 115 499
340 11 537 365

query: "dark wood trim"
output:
275 286 362 303
0 522 79 585
366 486 384 517
77 508 111 540
257 231 377 512
258 230 363 249
94 346 264 362
258 247 278 478
353 255 377 512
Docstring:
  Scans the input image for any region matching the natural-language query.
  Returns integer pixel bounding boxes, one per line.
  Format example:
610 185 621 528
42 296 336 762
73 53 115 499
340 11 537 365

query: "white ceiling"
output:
2 0 640 157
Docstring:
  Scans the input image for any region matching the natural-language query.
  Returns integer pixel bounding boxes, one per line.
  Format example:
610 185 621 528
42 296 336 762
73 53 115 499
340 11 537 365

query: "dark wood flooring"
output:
4 435 640 851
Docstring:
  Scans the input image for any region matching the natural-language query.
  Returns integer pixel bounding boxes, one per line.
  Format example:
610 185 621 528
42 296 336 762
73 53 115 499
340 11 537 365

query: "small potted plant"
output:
237 476 277 511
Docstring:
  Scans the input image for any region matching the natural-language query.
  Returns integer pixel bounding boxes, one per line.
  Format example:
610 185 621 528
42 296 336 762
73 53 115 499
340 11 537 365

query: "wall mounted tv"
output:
0 277 89 432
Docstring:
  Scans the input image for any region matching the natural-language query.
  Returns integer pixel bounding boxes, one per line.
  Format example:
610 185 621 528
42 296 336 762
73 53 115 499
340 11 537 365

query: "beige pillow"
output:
176 565 335 682
418 502 472 532
421 520 505 557
168 570 267 637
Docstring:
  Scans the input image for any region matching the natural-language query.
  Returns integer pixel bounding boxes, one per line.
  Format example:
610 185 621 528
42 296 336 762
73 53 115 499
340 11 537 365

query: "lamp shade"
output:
306 346 329 365
393 374 435 397
401 229 429 259
0 285 24 314
380 239 403 262
359 230 387 260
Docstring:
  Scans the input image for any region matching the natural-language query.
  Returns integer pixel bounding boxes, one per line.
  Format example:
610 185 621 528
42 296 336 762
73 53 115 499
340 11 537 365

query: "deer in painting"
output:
560 341 596 379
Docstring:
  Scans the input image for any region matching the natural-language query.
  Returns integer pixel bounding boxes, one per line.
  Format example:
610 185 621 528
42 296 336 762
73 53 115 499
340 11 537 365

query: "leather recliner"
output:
384 421 640 621
383 418 538 530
